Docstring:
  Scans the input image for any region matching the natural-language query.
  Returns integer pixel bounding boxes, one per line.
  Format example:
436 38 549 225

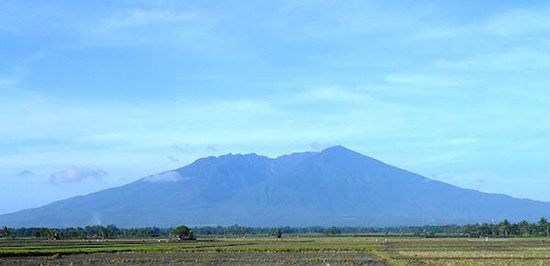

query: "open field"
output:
1 237 549 265
381 237 550 265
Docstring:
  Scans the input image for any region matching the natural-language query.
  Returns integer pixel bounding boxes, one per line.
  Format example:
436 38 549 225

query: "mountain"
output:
1 146 549 228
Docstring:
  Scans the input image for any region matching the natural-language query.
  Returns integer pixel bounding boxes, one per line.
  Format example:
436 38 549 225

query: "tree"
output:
498 220 511 237
538 217 549 238
461 224 480 237
1 226 11 239
39 228 59 240
518 220 531 236
173 225 195 240
479 223 492 236
274 228 282 239
330 226 341 235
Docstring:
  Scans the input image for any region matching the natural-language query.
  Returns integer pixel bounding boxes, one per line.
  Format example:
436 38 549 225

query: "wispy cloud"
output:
83 8 210 47
411 27 462 41
167 144 198 163
409 7 550 41
143 171 189 183
384 73 459 87
171 144 196 154
445 138 479 147
0 76 17 90
293 87 375 104
483 8 550 36
167 155 180 163
434 49 550 72
50 166 106 184
98 9 199 30
15 170 33 177
309 142 332 151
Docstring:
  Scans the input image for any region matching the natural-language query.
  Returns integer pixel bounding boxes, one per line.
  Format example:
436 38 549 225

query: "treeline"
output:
460 218 549 237
1 225 172 239
191 218 549 237
1 217 548 239
190 224 463 236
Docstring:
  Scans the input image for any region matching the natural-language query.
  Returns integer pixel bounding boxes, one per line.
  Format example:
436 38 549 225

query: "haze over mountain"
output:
1 146 548 228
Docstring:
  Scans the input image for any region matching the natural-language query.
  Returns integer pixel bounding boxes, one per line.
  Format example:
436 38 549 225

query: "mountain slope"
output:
1 146 548 227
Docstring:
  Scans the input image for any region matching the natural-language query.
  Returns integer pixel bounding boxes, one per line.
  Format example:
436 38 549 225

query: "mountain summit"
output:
1 146 548 227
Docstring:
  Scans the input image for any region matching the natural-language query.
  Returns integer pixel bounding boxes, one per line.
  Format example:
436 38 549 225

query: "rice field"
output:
381 237 550 265
0 236 548 265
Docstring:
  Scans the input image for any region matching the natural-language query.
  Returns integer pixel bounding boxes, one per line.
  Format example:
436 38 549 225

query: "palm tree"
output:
498 220 511 237
518 220 530 236
538 217 549 238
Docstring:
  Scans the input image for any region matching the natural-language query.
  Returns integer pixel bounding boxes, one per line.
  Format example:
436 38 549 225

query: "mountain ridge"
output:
1 146 548 228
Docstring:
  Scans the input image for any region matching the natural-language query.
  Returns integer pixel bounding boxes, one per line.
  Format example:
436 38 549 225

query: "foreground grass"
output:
0 237 548 265
381 237 550 265
0 237 385 265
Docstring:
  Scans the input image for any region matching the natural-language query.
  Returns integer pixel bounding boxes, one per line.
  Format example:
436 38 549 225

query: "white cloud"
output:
483 8 550 36
143 171 190 183
0 76 17 90
0 93 294 151
167 155 180 163
293 87 375 103
408 7 550 41
411 27 463 40
445 138 479 147
434 50 550 72
309 141 332 151
83 8 210 47
50 166 106 184
99 9 198 30
512 139 550 151
171 144 196 154
384 73 459 87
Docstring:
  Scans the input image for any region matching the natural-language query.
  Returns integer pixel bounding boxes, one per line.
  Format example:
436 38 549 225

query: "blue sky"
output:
1 0 549 214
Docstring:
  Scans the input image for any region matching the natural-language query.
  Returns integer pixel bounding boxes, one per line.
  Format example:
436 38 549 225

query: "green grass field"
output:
1 237 549 265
